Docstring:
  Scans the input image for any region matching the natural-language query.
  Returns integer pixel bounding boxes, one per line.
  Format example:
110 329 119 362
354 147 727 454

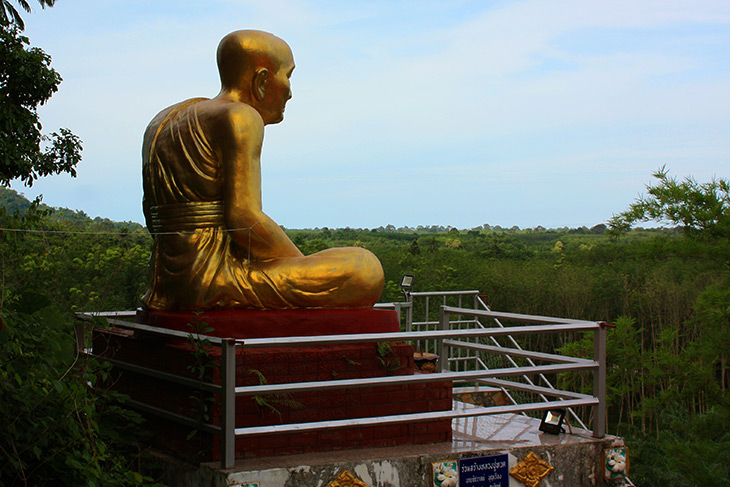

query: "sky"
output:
11 0 730 230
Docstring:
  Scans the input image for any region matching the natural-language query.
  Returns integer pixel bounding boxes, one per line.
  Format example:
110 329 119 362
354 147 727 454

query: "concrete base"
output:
158 407 628 487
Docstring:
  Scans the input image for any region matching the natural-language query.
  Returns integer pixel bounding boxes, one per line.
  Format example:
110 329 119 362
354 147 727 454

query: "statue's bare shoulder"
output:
194 99 265 154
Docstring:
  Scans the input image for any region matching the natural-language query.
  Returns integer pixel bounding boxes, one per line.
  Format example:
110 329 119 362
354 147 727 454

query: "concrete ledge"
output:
159 411 629 487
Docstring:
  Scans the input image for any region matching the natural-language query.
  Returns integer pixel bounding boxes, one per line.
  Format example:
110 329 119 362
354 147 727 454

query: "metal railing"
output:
76 302 608 469
386 291 603 430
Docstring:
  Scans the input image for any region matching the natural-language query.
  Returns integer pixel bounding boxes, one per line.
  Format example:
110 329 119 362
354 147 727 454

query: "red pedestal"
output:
136 307 400 338
95 308 452 462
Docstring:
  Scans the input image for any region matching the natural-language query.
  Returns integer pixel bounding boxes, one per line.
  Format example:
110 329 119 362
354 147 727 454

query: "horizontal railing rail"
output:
75 312 239 464
402 291 602 431
232 398 598 437
233 362 597 396
470 295 596 430
434 304 607 438
75 303 607 469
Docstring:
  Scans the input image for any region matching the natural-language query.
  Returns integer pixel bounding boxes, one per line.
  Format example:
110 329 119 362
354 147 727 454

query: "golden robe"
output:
142 99 314 310
142 99 384 311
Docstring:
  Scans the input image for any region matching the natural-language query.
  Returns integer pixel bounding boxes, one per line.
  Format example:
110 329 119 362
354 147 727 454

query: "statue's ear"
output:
253 68 269 101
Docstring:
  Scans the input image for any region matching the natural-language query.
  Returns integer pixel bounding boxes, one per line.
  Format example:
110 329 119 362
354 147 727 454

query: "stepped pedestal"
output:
94 308 452 462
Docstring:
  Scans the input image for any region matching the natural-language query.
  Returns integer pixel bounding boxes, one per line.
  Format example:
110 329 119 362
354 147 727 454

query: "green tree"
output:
609 166 730 239
0 295 163 486
0 0 54 30
407 238 420 255
0 23 81 186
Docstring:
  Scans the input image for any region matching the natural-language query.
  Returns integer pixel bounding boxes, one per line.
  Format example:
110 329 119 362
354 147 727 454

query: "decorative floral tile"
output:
432 460 458 487
604 446 629 479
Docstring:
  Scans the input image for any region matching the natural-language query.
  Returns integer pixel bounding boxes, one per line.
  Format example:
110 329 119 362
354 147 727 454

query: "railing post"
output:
221 339 236 468
592 323 607 438
437 306 450 373
393 302 403 328
405 301 413 333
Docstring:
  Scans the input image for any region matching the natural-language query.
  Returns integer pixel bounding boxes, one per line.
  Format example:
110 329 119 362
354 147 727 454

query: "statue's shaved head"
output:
217 30 293 90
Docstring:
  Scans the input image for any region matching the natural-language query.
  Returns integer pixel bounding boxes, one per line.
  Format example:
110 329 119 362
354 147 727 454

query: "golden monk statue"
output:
141 30 384 311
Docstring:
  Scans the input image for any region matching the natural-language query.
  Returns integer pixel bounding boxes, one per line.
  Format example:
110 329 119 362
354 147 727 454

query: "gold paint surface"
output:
326 470 371 487
509 451 554 487
141 30 384 311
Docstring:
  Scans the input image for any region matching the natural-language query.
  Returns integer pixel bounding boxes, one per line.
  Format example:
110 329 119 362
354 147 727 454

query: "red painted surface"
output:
136 307 400 338
94 325 452 462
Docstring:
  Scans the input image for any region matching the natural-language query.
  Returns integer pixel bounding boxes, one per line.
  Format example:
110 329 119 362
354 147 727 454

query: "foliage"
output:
0 189 150 313
625 396 730 487
0 3 157 479
3 168 730 485
0 193 160 486
0 0 54 30
0 294 162 486
376 341 401 375
184 313 215 440
247 369 302 420
609 166 730 240
0 24 82 186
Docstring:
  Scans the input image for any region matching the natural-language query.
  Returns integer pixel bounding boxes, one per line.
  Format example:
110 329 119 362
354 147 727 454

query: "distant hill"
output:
0 186 33 214
0 187 146 232
0 186 666 236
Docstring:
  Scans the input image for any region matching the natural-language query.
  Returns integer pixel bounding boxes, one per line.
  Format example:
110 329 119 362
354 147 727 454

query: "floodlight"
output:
539 409 566 435
400 274 414 299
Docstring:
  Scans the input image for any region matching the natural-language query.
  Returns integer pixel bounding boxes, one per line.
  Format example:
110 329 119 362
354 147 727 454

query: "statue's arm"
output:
220 105 303 260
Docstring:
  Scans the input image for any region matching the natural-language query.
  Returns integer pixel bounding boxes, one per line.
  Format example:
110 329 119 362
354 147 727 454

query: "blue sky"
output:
12 0 730 229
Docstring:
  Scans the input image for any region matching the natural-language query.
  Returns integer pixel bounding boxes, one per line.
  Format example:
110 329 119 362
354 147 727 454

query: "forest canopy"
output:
2 162 730 487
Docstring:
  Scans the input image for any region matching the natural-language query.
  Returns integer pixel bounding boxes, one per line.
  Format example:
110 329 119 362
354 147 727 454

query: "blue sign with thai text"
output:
459 454 509 487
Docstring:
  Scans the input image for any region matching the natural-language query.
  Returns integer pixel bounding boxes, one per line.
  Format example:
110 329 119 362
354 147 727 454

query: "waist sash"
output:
148 201 225 233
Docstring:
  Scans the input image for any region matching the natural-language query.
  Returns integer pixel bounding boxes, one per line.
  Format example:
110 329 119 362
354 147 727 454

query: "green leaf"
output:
130 471 143 483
